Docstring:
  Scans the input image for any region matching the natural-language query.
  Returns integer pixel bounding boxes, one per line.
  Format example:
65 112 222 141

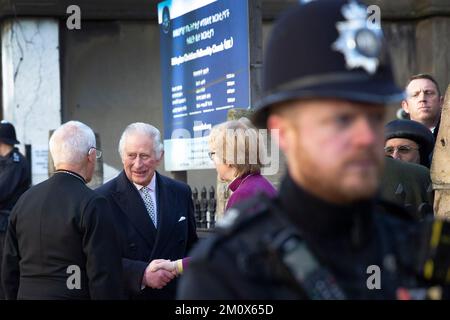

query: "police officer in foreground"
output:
0 121 31 299
178 0 449 299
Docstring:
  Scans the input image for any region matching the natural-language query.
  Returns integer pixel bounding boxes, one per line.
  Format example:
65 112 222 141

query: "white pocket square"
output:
178 216 186 222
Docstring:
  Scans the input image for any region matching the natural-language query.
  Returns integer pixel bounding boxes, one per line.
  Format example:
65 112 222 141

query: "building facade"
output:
0 0 448 202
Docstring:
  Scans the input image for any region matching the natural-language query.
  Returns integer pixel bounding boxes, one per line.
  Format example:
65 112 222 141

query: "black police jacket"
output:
0 148 31 231
178 175 430 300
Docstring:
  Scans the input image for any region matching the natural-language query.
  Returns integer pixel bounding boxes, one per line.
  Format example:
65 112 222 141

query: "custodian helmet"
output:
0 120 20 145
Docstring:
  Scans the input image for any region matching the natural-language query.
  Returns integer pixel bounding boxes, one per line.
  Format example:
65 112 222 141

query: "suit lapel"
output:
151 172 177 258
113 171 157 247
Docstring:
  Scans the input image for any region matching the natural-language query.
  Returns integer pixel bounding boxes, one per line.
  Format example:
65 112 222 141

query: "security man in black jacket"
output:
178 0 450 300
0 121 30 299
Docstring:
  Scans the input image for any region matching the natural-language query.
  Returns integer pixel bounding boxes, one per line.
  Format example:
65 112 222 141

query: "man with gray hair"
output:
1 121 124 299
97 122 197 300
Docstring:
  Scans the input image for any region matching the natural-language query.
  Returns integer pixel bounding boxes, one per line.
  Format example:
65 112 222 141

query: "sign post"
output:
158 0 251 172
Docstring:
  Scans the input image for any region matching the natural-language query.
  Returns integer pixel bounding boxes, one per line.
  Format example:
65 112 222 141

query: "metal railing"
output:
192 186 216 231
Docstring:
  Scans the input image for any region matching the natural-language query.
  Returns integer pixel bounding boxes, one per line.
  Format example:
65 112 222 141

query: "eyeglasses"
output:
208 152 216 160
384 145 418 155
88 147 102 159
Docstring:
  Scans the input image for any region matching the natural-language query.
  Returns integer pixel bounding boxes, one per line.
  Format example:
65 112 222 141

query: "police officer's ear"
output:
267 113 293 155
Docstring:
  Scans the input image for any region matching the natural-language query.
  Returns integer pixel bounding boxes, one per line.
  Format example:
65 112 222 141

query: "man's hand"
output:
149 259 176 273
143 261 176 289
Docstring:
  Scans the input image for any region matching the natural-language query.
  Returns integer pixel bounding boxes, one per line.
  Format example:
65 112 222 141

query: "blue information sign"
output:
158 0 250 171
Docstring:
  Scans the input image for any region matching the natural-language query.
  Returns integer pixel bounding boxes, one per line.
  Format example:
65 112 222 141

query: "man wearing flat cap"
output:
0 121 30 299
384 119 435 168
178 0 449 300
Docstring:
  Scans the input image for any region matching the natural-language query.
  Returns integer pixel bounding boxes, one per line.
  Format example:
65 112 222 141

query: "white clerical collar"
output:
133 173 156 192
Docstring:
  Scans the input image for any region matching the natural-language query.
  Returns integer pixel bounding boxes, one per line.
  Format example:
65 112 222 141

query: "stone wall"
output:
373 0 450 94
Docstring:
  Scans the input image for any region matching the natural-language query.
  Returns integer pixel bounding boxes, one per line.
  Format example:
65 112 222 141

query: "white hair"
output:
49 121 96 167
118 122 164 159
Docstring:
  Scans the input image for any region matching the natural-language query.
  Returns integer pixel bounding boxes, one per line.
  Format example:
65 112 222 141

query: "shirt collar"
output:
133 173 156 192
54 169 87 184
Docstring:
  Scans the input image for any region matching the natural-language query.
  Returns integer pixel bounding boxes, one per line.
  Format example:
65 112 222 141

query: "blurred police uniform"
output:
0 121 30 299
178 0 448 300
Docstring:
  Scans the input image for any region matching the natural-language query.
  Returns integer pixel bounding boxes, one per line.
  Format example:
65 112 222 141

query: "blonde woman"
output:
208 118 276 211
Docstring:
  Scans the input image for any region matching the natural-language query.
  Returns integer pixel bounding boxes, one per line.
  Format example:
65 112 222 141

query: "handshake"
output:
150 258 184 275
142 258 188 290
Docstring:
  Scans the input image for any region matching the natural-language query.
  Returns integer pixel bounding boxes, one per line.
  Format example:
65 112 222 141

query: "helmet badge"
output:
332 0 383 74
